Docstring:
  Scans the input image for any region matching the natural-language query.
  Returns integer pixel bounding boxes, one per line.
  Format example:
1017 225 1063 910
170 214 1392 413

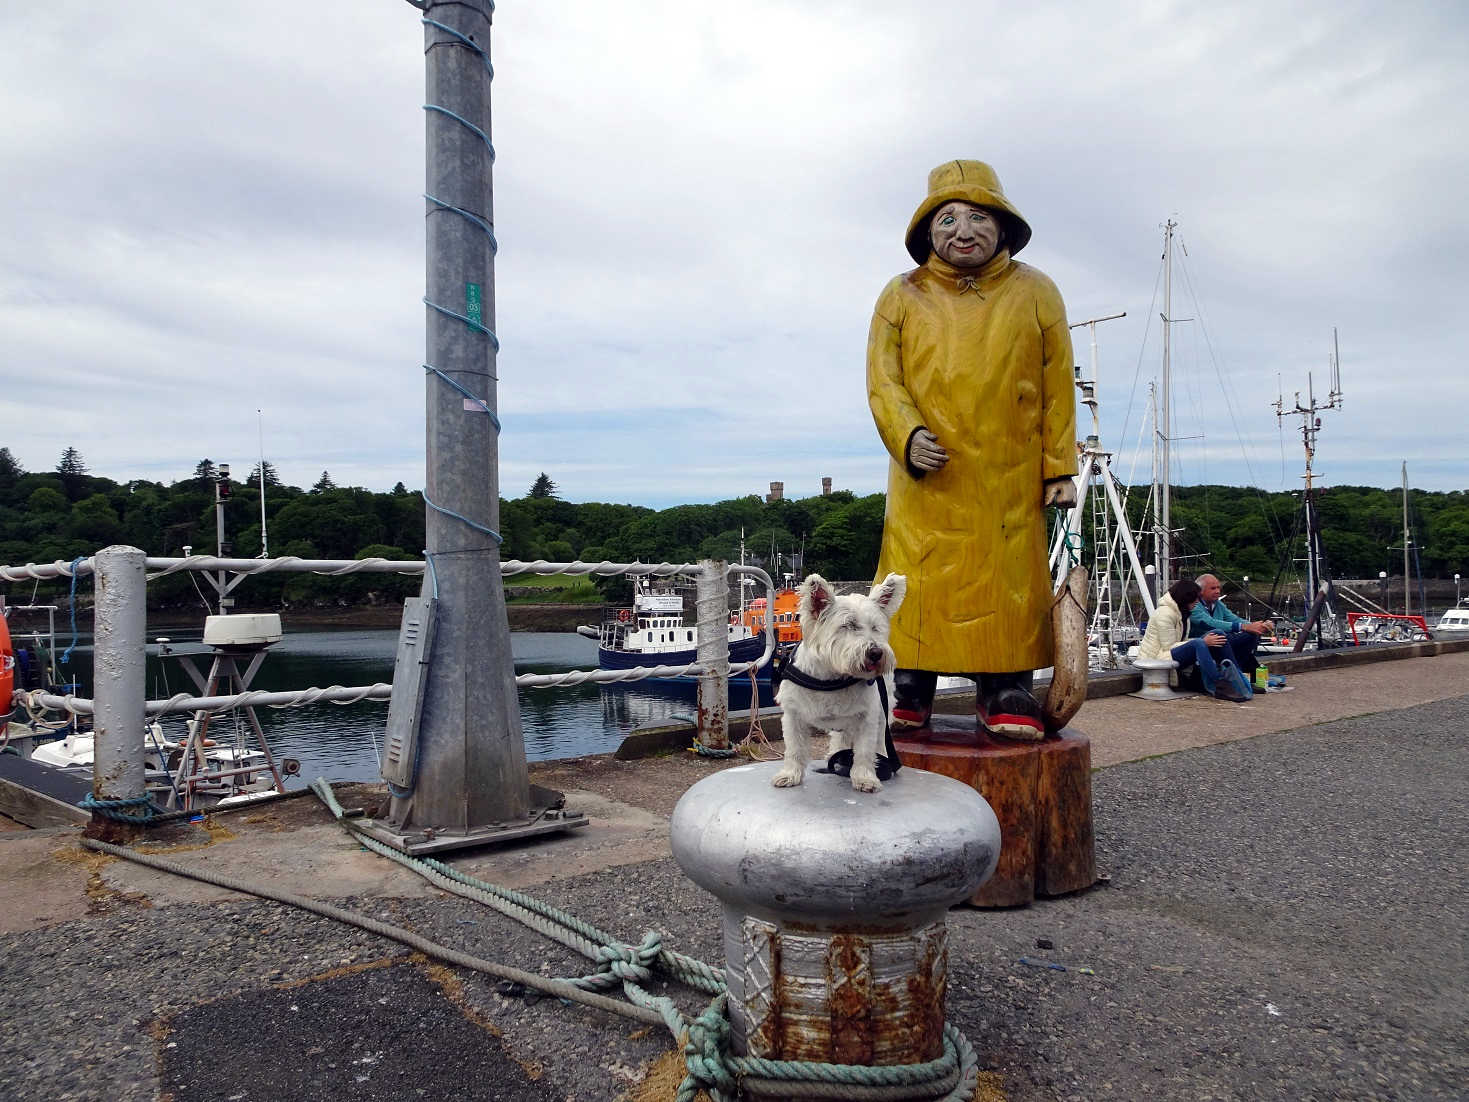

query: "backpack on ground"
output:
1218 658 1254 700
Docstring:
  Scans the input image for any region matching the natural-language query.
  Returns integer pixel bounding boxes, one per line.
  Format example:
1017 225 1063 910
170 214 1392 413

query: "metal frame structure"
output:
1049 312 1155 667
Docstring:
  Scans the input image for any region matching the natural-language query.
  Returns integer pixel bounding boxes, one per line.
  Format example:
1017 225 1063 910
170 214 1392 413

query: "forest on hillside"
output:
1 446 1466 612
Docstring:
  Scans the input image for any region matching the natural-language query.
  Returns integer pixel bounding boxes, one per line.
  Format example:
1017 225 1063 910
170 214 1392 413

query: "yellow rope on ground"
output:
734 667 780 761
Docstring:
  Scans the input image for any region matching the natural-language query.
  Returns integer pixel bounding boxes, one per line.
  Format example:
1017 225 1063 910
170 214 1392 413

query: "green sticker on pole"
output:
466 282 482 330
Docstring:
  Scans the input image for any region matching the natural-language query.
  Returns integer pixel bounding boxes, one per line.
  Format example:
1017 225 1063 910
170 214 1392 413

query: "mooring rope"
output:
80 836 659 1024
304 780 980 1100
79 776 980 1101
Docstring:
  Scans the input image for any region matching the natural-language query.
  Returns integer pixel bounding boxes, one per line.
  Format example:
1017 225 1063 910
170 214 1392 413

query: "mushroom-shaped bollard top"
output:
672 761 1001 932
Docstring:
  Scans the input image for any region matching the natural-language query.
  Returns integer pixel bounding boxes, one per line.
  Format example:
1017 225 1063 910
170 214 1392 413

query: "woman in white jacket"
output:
1137 578 1246 701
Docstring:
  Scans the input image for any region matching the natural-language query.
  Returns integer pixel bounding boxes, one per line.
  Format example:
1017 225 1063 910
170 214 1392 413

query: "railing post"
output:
695 559 729 750
89 545 148 840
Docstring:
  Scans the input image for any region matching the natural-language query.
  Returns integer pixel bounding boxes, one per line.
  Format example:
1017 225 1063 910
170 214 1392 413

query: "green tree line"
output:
1 447 1465 613
1119 483 1469 588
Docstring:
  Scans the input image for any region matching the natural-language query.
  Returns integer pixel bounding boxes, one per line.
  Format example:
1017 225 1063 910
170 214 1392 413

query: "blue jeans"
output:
1217 629 1260 676
1170 638 1220 693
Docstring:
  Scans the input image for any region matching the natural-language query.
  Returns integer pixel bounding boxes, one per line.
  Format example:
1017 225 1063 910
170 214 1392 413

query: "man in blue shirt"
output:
1187 574 1272 679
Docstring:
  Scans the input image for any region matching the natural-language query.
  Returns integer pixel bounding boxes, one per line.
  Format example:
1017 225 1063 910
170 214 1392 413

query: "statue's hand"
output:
908 429 949 472
1042 477 1077 509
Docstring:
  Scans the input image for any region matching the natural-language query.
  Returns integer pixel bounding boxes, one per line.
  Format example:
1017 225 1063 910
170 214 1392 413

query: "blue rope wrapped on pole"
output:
79 792 160 823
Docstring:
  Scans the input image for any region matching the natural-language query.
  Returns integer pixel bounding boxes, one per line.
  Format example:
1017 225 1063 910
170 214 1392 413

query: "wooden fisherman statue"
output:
868 159 1078 740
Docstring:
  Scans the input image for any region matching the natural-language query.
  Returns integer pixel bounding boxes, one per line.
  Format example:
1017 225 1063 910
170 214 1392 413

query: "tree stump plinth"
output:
895 717 1095 907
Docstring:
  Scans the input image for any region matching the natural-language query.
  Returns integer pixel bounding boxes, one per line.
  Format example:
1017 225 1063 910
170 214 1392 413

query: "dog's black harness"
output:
772 644 902 781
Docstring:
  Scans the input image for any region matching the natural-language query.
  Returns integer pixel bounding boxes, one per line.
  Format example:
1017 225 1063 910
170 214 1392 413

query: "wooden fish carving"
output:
1042 564 1089 733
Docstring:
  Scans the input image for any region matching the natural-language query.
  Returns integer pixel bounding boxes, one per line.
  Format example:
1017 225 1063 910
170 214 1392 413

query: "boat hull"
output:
598 633 771 681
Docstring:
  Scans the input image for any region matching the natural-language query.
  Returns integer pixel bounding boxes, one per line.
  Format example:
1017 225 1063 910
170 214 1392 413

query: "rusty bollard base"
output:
670 761 1000 1066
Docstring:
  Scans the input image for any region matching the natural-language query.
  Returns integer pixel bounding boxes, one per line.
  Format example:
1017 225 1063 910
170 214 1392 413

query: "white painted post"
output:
90 546 148 836
695 560 729 750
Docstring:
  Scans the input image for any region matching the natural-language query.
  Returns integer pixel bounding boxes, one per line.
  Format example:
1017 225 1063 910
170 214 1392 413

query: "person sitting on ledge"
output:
1187 573 1271 681
1137 578 1247 701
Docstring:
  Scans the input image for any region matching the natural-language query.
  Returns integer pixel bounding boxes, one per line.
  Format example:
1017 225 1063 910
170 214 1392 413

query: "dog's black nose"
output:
866 645 883 665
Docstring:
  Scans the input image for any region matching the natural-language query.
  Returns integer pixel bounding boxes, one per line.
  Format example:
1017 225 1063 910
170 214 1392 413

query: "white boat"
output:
1433 601 1469 637
3 611 289 813
26 723 274 798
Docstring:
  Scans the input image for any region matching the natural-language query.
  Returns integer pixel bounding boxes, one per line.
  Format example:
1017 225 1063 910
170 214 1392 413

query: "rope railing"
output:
0 554 704 584
14 684 394 719
6 557 777 719
13 664 747 716
499 559 695 578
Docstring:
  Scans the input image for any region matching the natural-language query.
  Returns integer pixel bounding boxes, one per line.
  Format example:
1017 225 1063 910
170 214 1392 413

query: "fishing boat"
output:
578 576 771 680
1345 612 1432 645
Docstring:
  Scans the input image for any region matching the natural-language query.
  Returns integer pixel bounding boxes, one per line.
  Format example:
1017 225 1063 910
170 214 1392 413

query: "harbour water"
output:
34 628 774 787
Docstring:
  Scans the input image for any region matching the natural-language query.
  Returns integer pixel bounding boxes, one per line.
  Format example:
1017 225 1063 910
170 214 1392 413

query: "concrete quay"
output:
1 645 1466 1100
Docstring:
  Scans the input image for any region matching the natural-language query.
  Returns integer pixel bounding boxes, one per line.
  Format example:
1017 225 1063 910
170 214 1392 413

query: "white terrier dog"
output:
772 573 906 793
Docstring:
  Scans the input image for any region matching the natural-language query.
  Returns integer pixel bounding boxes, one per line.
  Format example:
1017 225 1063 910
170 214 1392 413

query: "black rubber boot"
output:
976 672 1044 740
892 668 937 729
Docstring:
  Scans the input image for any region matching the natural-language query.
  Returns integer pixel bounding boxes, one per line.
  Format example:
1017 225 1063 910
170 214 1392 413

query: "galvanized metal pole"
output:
695 560 729 750
89 546 147 838
389 0 530 835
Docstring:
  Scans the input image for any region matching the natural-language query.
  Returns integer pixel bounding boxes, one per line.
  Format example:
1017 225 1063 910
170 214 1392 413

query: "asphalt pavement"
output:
0 659 1465 1101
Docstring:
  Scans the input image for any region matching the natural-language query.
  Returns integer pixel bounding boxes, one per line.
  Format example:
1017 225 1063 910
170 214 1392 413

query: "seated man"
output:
1187 573 1271 679
1136 578 1245 700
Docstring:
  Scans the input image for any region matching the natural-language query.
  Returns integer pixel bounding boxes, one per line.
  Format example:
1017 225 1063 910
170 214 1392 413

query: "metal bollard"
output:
671 761 1001 1089
90 546 148 838
695 559 729 750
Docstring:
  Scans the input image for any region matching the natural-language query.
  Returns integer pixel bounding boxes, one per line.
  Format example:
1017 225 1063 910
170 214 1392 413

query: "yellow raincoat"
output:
868 247 1076 674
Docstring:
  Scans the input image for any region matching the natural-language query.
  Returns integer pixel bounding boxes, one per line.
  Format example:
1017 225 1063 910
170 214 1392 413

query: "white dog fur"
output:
772 572 907 792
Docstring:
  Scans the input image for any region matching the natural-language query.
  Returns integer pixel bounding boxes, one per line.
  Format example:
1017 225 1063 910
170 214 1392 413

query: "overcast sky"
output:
3 1 1465 509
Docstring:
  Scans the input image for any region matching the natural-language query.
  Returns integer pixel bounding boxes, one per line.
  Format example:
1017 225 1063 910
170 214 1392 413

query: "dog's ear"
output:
799 573 835 620
869 573 906 618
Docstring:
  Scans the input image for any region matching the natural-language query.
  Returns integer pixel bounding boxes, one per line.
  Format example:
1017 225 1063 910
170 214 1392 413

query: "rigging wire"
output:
1115 255 1165 457
1117 225 1305 604
1174 241 1290 547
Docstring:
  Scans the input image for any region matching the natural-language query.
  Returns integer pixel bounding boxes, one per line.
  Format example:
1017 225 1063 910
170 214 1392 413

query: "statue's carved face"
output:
929 202 1000 268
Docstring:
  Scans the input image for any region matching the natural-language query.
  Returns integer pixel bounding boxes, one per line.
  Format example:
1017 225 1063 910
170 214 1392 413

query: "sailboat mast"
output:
1303 373 1317 601
1274 330 1345 632
1147 382 1159 599
257 408 269 559
1158 219 1176 590
1402 462 1411 616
